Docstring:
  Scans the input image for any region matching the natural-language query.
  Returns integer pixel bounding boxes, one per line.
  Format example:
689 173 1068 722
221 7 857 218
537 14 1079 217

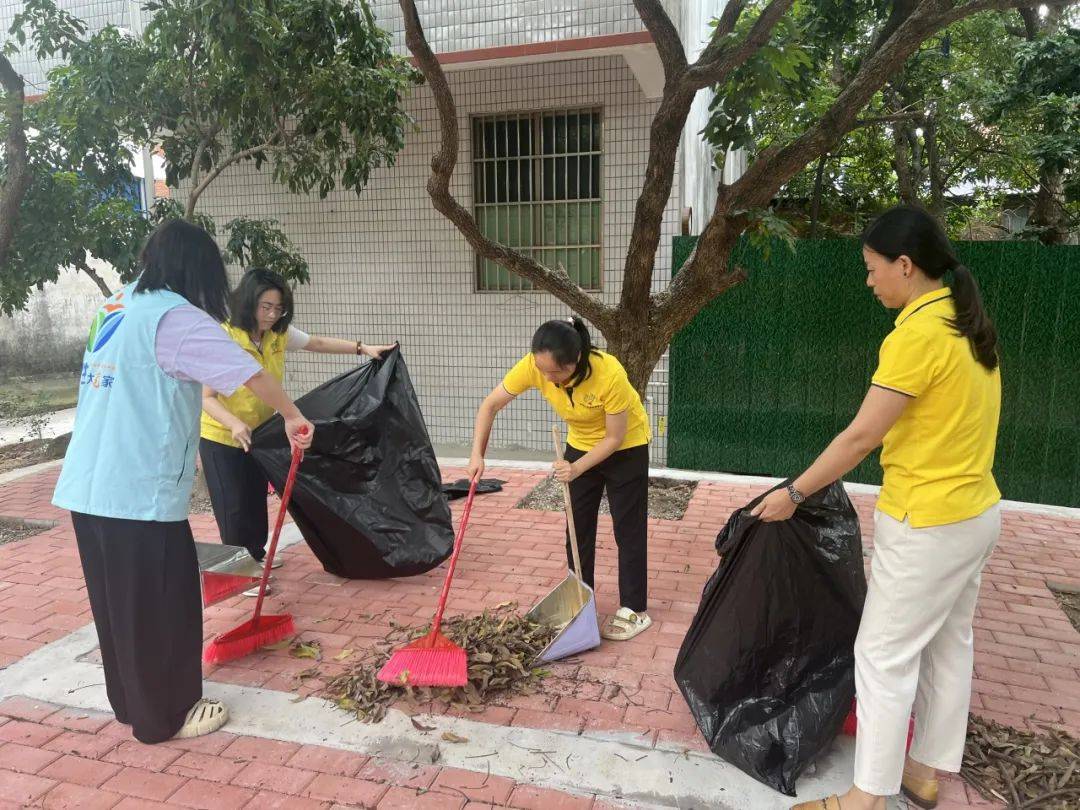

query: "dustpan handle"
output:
552 426 584 581
252 433 305 622
431 478 477 634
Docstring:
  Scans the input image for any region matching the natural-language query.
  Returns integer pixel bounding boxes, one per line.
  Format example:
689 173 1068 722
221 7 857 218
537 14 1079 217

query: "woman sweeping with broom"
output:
467 317 653 641
199 268 394 590
52 221 314 744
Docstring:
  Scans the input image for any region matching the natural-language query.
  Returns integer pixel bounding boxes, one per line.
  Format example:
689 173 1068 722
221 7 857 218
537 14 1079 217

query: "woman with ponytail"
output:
752 206 1002 810
468 317 653 641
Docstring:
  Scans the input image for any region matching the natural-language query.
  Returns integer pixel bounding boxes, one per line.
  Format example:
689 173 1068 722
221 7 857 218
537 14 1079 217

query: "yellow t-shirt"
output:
502 351 651 452
871 290 1001 528
200 323 288 448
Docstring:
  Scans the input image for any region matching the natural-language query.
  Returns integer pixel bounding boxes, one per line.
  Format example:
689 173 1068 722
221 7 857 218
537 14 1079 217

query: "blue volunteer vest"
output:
52 283 203 522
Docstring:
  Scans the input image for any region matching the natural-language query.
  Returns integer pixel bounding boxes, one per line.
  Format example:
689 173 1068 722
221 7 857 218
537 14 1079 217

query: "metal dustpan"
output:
526 427 602 663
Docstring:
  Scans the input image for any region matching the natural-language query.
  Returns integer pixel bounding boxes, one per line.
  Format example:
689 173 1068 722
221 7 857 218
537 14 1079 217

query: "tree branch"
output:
76 258 113 298
685 0 795 91
854 111 925 127
396 0 612 327
0 54 32 270
632 0 687 76
725 2 949 212
616 1 699 327
936 0 1075 28
185 133 278 219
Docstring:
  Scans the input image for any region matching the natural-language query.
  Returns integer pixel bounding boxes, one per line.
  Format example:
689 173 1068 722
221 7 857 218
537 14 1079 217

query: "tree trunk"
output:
809 153 828 237
925 116 945 216
1018 7 1069 244
0 55 31 271
1029 164 1069 244
604 326 668 400
76 259 113 298
893 126 917 204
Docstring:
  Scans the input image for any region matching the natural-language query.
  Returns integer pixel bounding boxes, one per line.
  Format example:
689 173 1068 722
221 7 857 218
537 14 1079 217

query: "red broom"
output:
203 433 305 664
201 570 259 607
377 479 477 687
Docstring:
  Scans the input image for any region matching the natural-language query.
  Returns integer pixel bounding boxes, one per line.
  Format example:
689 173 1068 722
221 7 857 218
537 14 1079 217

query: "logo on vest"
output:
86 293 126 353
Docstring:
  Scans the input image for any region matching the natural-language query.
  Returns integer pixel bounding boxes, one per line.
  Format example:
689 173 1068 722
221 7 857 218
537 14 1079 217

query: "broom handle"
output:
430 478 477 634
552 426 584 581
252 431 306 622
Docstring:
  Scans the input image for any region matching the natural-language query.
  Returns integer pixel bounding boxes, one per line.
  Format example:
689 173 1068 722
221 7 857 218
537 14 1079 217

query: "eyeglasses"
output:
258 303 288 318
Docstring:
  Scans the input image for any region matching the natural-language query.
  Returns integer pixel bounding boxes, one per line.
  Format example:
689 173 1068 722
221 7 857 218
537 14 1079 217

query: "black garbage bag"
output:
442 478 505 500
673 480 867 796
250 347 454 579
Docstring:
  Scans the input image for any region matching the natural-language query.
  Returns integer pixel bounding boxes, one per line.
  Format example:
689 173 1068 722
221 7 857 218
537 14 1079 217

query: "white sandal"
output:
173 699 229 739
601 607 652 641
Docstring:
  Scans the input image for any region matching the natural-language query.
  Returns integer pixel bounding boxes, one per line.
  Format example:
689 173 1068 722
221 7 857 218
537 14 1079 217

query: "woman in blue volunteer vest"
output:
52 220 314 744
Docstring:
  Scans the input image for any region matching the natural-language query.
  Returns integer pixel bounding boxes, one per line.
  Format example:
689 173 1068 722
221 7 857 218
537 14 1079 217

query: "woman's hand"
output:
750 488 797 522
553 459 581 483
467 455 485 483
360 342 396 360
230 419 253 452
285 414 315 451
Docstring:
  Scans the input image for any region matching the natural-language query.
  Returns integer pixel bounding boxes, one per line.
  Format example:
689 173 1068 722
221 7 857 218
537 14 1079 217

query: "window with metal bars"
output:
472 109 602 292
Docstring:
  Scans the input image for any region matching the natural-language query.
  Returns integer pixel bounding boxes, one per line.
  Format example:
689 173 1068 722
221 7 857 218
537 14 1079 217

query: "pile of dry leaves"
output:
962 715 1079 809
324 604 557 723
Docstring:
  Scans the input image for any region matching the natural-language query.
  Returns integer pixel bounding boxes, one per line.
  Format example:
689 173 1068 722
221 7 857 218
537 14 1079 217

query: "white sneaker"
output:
242 580 272 598
226 548 283 570
600 607 652 641
173 699 229 739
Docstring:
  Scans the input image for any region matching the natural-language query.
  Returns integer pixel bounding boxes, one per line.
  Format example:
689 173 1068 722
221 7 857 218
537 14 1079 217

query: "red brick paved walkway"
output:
1 464 1078 808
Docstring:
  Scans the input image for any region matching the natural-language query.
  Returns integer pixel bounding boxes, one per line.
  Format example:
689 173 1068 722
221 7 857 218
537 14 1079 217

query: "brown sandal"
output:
901 771 939 809
791 795 841 810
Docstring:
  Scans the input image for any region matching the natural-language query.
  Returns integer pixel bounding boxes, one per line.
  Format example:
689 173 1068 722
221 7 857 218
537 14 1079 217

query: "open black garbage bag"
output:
442 478 505 500
673 481 867 796
250 347 454 579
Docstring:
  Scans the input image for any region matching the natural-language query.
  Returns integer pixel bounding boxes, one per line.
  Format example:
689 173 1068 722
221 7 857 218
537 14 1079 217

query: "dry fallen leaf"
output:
441 731 468 744
323 604 557 724
334 649 354 661
289 639 322 661
411 718 436 732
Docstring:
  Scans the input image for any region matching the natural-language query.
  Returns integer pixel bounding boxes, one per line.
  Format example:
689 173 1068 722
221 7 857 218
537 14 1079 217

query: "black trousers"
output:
200 437 269 560
564 443 649 612
71 512 203 744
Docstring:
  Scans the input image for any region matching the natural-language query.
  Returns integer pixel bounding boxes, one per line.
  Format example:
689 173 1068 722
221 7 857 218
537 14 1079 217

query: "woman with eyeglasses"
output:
199 268 394 580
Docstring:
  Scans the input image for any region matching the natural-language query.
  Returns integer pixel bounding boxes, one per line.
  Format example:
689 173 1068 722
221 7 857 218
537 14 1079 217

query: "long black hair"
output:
862 205 999 370
135 219 230 322
229 268 295 334
532 316 600 387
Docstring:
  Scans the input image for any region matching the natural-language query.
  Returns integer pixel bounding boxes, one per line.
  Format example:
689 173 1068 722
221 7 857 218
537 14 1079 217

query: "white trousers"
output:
853 504 1001 796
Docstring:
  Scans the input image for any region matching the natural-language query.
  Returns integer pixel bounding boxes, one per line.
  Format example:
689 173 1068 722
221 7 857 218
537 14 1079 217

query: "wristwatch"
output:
786 485 805 505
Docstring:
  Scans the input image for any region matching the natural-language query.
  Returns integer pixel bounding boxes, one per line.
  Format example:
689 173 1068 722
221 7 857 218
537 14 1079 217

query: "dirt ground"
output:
516 474 698 520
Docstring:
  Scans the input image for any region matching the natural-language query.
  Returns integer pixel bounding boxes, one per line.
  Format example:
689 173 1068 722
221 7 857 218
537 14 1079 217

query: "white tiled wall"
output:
1 1 683 90
182 56 681 463
369 0 681 55
0 0 129 91
2 1 692 463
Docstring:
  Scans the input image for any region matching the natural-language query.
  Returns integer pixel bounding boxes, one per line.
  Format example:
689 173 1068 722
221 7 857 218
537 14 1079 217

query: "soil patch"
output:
0 433 70 475
517 475 697 520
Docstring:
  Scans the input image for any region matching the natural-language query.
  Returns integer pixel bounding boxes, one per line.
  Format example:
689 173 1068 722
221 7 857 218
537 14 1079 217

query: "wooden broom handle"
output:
552 426 584 581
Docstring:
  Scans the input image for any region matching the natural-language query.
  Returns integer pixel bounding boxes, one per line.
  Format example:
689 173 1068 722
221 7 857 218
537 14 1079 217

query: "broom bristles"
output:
201 571 259 606
377 631 467 687
203 614 295 665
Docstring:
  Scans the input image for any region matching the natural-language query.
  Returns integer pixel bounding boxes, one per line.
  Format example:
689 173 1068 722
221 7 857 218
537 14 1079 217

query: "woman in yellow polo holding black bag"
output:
468 316 653 641
200 268 394 578
752 207 1002 810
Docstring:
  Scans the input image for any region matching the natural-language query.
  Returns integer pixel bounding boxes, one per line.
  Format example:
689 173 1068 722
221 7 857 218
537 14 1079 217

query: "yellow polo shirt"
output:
502 351 651 452
200 323 288 448
871 290 1001 528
